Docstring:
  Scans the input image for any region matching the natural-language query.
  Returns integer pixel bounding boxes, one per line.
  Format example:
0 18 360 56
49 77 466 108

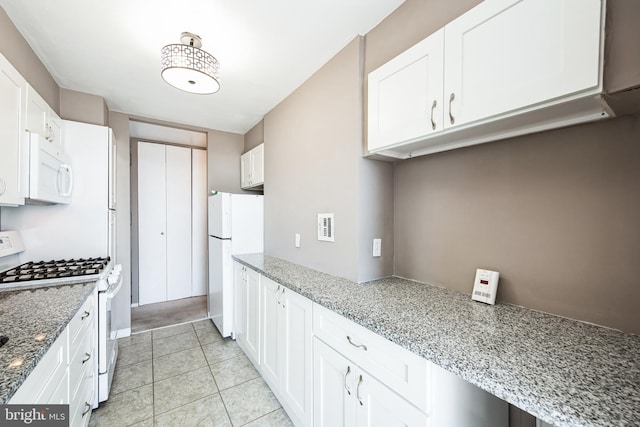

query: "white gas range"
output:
0 251 123 407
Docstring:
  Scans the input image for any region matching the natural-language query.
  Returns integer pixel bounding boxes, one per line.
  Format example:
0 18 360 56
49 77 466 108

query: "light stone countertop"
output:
0 282 96 403
234 253 640 427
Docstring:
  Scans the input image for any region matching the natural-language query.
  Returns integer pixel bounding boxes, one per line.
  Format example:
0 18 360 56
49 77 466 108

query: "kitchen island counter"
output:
0 282 96 403
234 253 640 427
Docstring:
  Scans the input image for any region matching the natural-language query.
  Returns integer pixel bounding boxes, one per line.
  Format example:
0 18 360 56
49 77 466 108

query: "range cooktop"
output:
0 257 111 284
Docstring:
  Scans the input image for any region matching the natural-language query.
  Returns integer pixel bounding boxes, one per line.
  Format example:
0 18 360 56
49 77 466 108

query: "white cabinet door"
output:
166 144 192 301
25 84 64 147
0 53 26 206
240 151 252 188
443 0 603 129
261 276 281 389
313 338 353 427
240 143 265 189
233 262 248 346
280 287 314 427
25 83 48 136
138 141 168 305
356 371 428 427
368 29 444 151
191 148 208 297
251 143 264 186
245 267 261 366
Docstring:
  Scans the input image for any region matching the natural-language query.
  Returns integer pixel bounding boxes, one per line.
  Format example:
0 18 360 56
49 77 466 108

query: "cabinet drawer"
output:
70 365 94 427
69 293 95 349
313 303 430 413
9 331 68 404
70 326 95 396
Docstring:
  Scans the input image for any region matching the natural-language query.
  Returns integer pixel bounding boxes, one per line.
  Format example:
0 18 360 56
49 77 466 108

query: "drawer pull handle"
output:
356 375 364 406
275 285 281 305
448 92 456 125
82 352 91 364
430 99 437 130
346 336 367 351
81 310 90 320
344 365 352 395
82 402 91 417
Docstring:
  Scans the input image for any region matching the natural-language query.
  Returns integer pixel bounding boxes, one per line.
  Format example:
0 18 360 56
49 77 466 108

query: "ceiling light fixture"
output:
161 32 220 94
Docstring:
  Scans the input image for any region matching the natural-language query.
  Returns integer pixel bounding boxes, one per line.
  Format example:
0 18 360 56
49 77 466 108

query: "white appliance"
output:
0 120 120 405
26 132 73 204
208 192 263 338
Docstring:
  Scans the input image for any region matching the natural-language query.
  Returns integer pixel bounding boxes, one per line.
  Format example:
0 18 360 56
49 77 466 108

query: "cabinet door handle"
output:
448 92 456 125
346 336 367 351
275 285 281 305
82 352 91 364
81 310 90 320
344 365 352 395
356 375 364 406
430 99 437 130
280 288 286 308
82 402 91 417
0 178 6 196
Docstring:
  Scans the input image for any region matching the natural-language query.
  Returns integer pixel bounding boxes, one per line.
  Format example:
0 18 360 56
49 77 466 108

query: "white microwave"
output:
27 132 73 204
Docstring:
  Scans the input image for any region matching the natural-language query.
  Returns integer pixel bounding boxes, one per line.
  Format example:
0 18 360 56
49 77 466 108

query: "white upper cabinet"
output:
368 0 607 159
368 29 444 151
25 83 64 147
241 143 264 189
444 0 603 128
0 53 27 206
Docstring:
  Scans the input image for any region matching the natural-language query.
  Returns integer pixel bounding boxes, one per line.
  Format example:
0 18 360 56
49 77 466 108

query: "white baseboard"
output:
114 328 131 339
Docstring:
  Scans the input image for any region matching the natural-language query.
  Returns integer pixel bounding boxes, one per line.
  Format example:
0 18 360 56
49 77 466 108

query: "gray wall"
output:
207 129 246 195
60 88 109 126
244 120 264 152
0 6 59 112
264 37 393 282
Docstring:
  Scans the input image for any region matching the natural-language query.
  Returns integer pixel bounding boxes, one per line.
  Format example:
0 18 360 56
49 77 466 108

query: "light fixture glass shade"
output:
161 43 220 94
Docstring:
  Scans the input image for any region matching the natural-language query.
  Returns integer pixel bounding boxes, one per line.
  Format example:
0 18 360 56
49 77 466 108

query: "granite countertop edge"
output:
233 253 640 427
0 282 96 403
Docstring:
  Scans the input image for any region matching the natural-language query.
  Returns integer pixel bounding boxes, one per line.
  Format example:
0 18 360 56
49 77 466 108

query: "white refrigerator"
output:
208 192 263 338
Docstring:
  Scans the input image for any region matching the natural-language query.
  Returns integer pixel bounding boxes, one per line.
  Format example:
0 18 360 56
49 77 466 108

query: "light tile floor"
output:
89 319 294 427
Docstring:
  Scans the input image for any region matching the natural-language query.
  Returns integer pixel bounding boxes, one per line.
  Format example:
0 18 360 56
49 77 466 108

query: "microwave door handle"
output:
58 164 73 197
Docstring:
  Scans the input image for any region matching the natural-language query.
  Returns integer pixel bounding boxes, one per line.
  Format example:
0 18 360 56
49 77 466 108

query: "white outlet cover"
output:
373 238 381 257
317 213 334 242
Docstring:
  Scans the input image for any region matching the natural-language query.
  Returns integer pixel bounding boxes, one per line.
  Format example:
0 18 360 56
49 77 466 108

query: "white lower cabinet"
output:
235 261 261 367
235 265 507 427
313 338 427 427
10 289 97 427
260 276 313 426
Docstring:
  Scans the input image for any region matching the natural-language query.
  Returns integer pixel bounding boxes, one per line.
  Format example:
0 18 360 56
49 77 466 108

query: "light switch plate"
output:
317 213 334 242
471 268 500 305
372 238 381 257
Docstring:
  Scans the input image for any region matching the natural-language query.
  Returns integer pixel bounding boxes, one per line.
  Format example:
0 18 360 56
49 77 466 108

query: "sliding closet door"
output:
166 145 192 301
138 141 168 305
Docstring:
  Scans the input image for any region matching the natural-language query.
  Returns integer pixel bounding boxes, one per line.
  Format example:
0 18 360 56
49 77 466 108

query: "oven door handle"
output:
104 275 123 299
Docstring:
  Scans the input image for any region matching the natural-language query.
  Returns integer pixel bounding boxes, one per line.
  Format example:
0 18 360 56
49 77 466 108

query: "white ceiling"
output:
1 0 404 134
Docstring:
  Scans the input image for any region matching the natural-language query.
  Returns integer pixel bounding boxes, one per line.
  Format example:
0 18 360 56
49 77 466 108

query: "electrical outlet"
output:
295 233 301 248
373 238 381 257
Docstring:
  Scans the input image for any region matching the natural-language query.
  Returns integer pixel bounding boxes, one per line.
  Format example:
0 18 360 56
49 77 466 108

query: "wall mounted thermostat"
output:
471 268 500 305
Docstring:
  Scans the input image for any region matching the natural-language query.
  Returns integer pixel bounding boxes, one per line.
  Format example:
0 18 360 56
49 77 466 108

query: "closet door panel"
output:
138 142 168 305
166 145 193 301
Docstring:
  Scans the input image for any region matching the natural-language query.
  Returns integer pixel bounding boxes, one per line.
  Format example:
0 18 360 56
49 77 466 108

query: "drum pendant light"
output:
161 32 220 94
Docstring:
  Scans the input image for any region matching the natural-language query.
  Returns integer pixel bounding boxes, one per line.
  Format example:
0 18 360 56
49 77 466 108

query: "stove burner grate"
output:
0 257 110 284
